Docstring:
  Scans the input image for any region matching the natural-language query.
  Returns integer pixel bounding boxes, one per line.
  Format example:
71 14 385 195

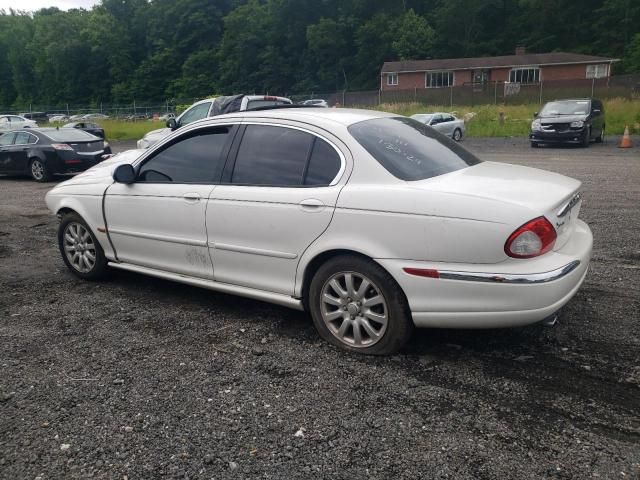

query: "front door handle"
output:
183 193 201 202
299 198 325 211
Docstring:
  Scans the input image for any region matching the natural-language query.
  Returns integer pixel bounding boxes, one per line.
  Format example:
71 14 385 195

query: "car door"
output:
5 131 36 173
104 125 236 278
206 122 346 295
0 132 16 173
591 100 604 136
440 115 455 136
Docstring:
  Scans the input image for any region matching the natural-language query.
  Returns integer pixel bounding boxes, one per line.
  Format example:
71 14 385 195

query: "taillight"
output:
505 216 556 259
263 96 277 101
52 143 73 151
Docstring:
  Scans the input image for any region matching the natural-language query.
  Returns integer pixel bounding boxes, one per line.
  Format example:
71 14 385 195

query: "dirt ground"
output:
1 138 639 479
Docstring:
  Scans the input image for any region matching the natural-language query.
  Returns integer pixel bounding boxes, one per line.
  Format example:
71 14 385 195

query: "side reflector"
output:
64 159 82 164
403 267 440 279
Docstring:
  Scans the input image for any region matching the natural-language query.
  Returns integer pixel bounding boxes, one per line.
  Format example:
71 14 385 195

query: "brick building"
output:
380 48 618 91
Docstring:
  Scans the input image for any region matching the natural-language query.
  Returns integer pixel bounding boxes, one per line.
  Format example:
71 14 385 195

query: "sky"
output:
0 0 100 11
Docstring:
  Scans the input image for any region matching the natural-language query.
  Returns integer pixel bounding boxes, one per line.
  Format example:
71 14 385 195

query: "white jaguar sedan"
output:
45 108 592 355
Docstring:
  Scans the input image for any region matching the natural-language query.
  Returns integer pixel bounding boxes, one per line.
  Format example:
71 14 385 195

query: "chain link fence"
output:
2 75 639 118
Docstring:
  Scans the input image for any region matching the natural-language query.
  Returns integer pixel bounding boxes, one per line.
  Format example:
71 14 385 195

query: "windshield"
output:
540 100 590 116
348 117 481 181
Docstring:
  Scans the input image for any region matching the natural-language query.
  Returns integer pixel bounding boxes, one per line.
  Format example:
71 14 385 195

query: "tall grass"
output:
50 98 639 141
373 98 640 137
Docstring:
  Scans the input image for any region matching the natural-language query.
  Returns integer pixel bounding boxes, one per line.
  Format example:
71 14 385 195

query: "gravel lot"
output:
1 138 639 479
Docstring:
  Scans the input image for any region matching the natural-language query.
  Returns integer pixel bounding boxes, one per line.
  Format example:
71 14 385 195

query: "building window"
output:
509 67 540 84
387 73 398 86
586 64 608 79
425 71 454 88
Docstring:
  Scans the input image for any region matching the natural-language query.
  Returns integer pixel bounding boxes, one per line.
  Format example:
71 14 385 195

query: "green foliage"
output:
0 0 639 108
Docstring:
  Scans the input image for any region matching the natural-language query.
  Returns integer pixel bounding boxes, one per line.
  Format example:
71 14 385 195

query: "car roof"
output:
213 107 396 126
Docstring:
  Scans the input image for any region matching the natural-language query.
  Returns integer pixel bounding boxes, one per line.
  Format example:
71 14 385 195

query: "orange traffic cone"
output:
619 125 632 148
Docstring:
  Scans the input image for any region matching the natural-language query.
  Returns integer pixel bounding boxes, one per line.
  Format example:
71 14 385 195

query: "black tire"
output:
58 212 108 280
595 126 604 143
530 141 539 148
452 128 463 142
308 255 414 355
581 128 591 148
29 158 52 182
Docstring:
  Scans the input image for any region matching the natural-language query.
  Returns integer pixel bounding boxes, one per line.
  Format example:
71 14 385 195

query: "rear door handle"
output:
183 193 201 202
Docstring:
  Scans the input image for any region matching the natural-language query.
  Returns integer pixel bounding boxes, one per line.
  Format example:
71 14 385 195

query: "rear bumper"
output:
48 149 109 174
377 219 593 329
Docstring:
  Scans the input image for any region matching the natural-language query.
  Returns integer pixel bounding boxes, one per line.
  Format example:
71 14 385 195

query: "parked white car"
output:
82 113 110 120
46 108 592 354
301 99 329 107
411 112 465 141
0 114 37 131
137 95 292 149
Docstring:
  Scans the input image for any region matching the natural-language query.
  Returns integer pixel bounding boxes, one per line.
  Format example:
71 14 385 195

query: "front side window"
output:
348 117 481 181
509 67 540 84
426 71 454 88
0 133 15 145
586 64 608 79
387 73 398 86
178 102 212 127
138 127 231 183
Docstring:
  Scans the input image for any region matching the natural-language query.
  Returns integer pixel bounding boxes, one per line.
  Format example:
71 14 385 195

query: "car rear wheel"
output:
309 255 413 355
452 128 463 141
58 213 108 280
29 158 51 182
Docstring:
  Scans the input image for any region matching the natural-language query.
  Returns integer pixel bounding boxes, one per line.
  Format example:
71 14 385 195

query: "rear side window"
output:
138 127 231 183
231 125 313 186
304 138 342 186
14 132 35 144
348 117 481 181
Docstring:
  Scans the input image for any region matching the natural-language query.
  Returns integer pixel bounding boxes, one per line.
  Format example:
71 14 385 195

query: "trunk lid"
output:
419 161 582 250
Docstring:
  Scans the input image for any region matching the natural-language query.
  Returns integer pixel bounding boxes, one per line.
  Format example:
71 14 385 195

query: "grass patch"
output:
100 119 165 141
372 98 640 137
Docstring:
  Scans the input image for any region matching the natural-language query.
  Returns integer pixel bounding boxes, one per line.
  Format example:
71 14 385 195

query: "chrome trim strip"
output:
107 228 207 247
210 242 298 259
438 260 581 284
77 150 104 155
107 262 304 310
557 192 582 217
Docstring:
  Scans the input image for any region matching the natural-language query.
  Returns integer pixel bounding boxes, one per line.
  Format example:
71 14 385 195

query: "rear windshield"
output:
540 100 590 116
44 129 99 142
246 99 291 109
348 117 481 181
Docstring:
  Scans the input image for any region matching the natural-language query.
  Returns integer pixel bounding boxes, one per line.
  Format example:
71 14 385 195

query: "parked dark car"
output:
63 121 105 139
0 128 111 182
529 98 605 148
20 111 49 123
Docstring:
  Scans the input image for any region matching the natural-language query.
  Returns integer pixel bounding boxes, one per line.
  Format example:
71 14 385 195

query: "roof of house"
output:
381 52 619 73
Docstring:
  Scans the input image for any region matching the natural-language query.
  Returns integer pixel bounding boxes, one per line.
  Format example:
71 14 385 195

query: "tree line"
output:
1 0 639 108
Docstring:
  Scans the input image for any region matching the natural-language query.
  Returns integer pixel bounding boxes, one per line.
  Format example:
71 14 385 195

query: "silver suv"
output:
137 95 291 149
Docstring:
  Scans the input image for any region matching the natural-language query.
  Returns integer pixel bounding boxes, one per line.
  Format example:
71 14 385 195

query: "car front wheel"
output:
58 213 108 280
309 255 413 355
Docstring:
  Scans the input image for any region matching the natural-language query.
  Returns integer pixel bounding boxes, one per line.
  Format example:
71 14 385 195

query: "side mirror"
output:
167 118 177 130
113 164 136 184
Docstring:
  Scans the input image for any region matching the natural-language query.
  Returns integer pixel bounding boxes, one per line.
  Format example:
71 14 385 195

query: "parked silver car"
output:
0 114 38 131
411 112 465 141
137 95 292 149
301 99 329 108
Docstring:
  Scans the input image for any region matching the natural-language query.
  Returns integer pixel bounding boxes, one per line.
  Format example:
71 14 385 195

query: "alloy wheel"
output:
320 271 388 348
31 160 45 181
63 222 97 273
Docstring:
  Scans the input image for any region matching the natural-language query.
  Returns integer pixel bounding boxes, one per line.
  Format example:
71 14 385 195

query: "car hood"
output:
143 127 171 140
53 149 144 187
537 114 587 123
